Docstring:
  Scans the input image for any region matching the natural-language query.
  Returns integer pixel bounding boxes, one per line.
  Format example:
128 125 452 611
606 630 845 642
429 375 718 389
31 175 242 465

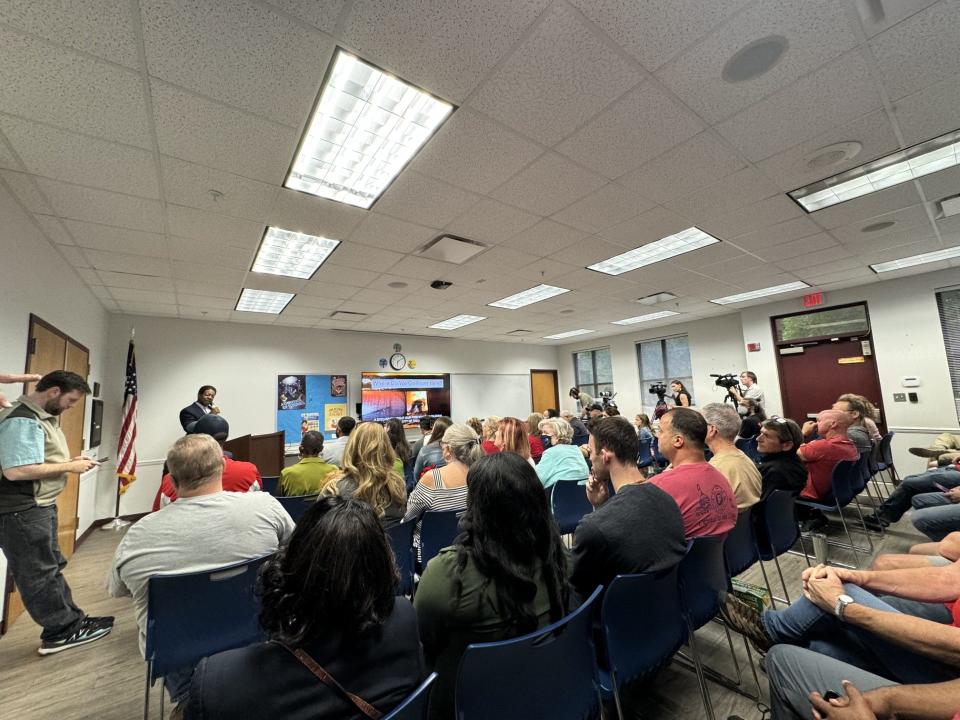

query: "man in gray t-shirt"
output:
108 434 294 707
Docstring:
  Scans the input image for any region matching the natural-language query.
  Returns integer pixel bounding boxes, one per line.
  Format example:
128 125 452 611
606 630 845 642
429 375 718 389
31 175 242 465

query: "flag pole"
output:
103 328 136 531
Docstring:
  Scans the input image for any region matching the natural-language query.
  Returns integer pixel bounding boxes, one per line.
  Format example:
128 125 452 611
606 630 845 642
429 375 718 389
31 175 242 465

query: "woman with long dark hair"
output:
413 416 452 481
670 380 692 407
186 496 424 719
385 417 413 486
414 453 571 719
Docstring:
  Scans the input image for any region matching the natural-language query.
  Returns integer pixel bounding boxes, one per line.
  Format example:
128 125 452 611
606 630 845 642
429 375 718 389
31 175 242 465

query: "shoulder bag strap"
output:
279 644 383 719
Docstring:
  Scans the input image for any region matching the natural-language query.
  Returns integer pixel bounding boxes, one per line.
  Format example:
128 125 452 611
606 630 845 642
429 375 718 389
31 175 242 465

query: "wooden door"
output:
530 369 560 415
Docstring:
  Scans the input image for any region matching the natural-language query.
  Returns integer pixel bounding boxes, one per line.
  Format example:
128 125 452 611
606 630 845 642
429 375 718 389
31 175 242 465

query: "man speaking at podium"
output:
179 385 220 433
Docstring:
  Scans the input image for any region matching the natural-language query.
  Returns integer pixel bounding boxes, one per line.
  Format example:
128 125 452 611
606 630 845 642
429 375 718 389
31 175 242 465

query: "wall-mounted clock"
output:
389 352 407 370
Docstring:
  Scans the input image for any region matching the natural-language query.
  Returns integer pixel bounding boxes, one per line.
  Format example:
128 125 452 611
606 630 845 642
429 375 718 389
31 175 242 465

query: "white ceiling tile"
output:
374 171 480 227
84 249 171 275
326 241 405 273
1 170 54 213
751 233 841 262
919 164 960 205
870 0 960 100
309 263 381 288
410 109 544 195
161 156 278 222
388 255 460 281
445 197 540 245
33 214 74 245
165 204 265 249
178 307 232 320
101 271 175 290
568 0 753 71
283 294 343 312
468 3 644 145
64 219 169 258
268 188 366 241
796 266 875 285
465 246 537 274
664 166 777 220
354 288 412 306
656 0 859 123
57 245 91 268
266 0 345 34
297 280 360 300
109 286 177 304
489 152 607 216
366 274 428 295
75 268 102 286
173 281 241 299
141 0 331 127
811 185 924 230
242 273 305 294
616 132 747 204
829 204 935 245
507 257 582 282
0 28 150 147
857 238 947 265
176 294 237 310
852 0 940 38
550 183 656 234
349 213 438 253
893 77 960 147
119 301 179 315
727 216 824 251
335 300 391 317
774 246 855 271
557 81 704 179
699 194 804 241
672 242 747 270
152 80 297 183
171 261 246 285
170 237 254 270
33 177 164 232
501 219 586 256
0 133 21 170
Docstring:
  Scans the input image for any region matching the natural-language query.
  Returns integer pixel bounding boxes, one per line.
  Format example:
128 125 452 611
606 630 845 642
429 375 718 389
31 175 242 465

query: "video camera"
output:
598 390 618 411
648 382 668 400
710 373 741 404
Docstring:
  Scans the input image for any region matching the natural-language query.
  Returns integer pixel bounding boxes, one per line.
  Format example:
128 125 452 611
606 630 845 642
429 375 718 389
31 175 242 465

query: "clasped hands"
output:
801 563 858 614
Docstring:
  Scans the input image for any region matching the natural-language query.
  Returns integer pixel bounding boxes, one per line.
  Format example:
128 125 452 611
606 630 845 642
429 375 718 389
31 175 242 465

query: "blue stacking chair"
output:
260 475 280 496
388 520 416 597
637 437 654 470
795 458 872 568
735 437 761 464
383 672 438 720
276 493 319 522
550 481 593 535
723 510 758 579
599 570 685 720
143 553 273 719
419 510 461 569
876 431 900 486
455 586 604 720
755 490 799 606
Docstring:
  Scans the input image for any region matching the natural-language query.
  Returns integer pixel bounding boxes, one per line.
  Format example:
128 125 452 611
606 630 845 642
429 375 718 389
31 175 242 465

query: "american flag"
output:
116 339 138 494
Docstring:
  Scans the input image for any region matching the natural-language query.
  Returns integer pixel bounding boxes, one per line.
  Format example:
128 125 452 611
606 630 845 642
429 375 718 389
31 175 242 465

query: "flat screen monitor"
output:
360 372 451 428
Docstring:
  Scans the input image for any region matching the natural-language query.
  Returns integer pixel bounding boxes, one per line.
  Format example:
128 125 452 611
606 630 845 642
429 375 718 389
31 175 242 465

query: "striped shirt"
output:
404 468 468 558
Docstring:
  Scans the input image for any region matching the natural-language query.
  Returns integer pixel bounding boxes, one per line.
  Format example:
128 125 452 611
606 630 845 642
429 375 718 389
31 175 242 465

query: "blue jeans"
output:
164 667 194 704
762 583 956 684
911 490 960 541
875 468 960 522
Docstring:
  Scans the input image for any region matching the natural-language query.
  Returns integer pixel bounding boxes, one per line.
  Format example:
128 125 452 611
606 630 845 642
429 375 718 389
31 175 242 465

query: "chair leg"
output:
610 670 625 720
160 680 165 719
772 554 792 605
721 622 743 686
836 507 862 569
144 662 152 720
850 498 875 551
741 635 763 700
684 620 716 720
756 557 777 610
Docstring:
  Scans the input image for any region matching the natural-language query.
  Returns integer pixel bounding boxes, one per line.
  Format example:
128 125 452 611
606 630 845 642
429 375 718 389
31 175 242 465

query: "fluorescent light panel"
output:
285 50 454 209
236 289 295 314
252 227 340 279
711 281 809 305
611 310 679 325
871 245 960 273
790 128 960 212
588 227 720 276
543 329 595 339
429 314 486 330
488 284 570 309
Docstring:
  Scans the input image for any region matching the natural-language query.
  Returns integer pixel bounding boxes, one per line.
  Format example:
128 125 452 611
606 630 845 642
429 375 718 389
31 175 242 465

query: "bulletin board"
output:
276 374 348 451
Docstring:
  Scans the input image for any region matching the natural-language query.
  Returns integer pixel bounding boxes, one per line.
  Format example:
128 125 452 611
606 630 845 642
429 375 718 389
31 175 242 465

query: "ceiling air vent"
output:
330 310 368 320
417 234 487 264
635 291 677 305
506 329 532 336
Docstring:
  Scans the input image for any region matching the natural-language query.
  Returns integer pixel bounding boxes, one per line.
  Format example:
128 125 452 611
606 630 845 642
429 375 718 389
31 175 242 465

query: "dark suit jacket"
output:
179 402 208 432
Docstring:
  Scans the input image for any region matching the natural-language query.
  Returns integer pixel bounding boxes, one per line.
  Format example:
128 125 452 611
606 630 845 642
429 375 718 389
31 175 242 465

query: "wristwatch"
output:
835 593 855 620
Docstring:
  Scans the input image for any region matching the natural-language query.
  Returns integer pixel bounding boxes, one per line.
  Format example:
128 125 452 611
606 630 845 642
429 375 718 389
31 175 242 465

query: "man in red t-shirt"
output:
798 409 859 501
650 408 737 539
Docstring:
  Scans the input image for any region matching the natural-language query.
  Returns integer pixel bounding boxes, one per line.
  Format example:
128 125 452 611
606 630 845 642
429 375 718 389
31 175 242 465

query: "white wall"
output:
100 314 560 516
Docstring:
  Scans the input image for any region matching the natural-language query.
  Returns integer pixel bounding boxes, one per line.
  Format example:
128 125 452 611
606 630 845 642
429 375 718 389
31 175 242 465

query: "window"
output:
774 304 869 344
937 287 960 422
637 336 693 416
573 348 613 405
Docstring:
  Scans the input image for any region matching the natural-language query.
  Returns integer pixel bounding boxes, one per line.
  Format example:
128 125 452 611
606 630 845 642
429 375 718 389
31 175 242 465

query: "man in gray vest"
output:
0 370 111 654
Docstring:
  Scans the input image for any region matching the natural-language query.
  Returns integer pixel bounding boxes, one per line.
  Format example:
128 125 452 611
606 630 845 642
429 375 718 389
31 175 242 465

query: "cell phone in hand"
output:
935 482 950 493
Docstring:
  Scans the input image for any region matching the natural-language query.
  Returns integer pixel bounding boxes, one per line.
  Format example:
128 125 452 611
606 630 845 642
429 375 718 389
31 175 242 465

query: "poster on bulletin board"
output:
276 374 348 452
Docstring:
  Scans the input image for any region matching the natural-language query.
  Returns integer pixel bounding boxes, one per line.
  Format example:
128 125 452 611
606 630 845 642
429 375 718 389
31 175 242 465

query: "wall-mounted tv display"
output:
361 373 451 427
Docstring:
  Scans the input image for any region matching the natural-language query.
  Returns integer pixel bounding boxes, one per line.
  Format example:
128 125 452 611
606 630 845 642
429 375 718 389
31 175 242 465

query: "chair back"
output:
387 520 416 596
601 569 685 689
260 475 279 496
879 432 895 467
868 442 882 476
550 481 593 535
757 490 798 559
455 586 603 720
652 437 668 467
420 510 461 568
723 510 757 577
678 535 728 631
276 493 319 522
735 437 761 464
383 673 438 720
854 452 871 491
637 437 654 468
145 553 272 680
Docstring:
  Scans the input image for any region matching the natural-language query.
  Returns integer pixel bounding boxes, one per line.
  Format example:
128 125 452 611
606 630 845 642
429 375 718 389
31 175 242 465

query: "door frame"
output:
530 369 560 413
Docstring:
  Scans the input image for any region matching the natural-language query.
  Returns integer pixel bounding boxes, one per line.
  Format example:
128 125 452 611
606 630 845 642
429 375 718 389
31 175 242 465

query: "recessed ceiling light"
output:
710 281 809 305
236 289 295 314
488 284 570 309
429 314 486 330
721 35 789 83
790 128 960 212
588 227 720 276
387 281 409 289
861 220 896 233
611 310 679 325
543 329 595 340
805 141 863 170
251 227 340 279
285 49 455 209
870 245 960 273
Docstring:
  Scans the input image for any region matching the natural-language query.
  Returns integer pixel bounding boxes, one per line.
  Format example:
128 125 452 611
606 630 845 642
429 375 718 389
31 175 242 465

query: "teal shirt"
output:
535 443 589 490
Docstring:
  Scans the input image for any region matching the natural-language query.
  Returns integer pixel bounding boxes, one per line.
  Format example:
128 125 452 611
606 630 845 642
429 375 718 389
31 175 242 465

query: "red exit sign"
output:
803 291 824 307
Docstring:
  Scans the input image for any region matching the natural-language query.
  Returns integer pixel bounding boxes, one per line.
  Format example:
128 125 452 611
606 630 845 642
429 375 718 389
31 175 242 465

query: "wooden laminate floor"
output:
0 491 925 720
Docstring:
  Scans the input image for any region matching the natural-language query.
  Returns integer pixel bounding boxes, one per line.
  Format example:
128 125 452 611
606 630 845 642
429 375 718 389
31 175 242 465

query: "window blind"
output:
936 287 960 423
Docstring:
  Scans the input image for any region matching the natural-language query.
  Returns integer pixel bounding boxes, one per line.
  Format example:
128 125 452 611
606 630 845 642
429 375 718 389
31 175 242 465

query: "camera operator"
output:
649 383 670 420
670 381 692 408
569 387 593 417
729 370 764 410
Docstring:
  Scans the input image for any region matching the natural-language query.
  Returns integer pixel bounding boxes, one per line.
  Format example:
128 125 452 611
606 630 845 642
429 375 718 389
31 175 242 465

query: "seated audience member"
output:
587 404 605 420
649 408 737 539
480 415 501 455
494 416 534 467
322 416 356 468
404 423 482 559
671 380 692 408
865 462 960 530
869 532 960 571
603 404 620 417
410 416 434 462
834 394 874 455
756 418 807 497
385 418 413 481
330 422 406 529
543 408 559 419
278 431 337 497
526 412 545 460
634 413 654 442
464 416 483 437
535 418 590 491
153 415 261 510
723 559 960 720
413 417 452 480
795 409 859 531
186 496 425 720
110 434 294 713
840 392 882 443
702 403 762 511
737 398 766 440
414 453 571 720
908 485 960 541
571 417 686 600
560 410 590 446
910 432 960 465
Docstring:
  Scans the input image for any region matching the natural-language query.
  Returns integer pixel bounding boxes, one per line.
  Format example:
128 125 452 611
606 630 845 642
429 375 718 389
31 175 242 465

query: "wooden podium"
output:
223 431 284 476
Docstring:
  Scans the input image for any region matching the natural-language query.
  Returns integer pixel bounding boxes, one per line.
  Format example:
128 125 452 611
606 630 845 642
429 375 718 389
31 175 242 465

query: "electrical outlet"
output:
893 393 906 402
